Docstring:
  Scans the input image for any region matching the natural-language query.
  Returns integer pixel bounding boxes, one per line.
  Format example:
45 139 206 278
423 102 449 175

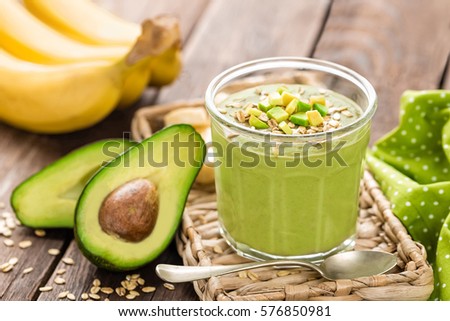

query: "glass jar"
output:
205 57 377 261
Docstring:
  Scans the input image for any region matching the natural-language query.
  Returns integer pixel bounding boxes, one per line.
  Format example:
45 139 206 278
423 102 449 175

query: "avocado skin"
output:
11 139 135 229
73 231 126 271
75 125 206 271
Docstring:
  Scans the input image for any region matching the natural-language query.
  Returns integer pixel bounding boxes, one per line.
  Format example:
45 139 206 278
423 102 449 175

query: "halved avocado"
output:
11 139 134 228
75 125 206 271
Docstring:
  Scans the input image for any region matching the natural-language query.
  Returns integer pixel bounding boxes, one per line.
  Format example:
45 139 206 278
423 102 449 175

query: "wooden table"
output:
0 0 449 301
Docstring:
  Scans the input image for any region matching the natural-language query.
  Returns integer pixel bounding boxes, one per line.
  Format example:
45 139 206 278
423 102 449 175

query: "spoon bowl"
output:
156 250 397 283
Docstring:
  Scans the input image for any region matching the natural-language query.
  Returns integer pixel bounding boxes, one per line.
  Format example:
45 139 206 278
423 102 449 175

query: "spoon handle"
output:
156 260 323 283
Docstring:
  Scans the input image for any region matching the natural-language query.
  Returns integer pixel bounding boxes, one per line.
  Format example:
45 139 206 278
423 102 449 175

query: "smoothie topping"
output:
224 84 359 135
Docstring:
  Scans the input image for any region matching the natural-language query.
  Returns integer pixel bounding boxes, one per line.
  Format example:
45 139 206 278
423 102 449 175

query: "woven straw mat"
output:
131 75 434 301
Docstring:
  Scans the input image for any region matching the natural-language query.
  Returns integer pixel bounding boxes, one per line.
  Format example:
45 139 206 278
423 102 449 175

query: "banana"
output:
0 18 178 134
23 0 182 87
164 107 210 130
0 0 180 107
0 0 127 63
0 48 122 133
24 0 140 46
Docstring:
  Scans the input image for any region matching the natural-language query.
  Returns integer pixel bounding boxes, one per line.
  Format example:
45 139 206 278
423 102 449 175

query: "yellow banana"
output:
23 0 182 87
0 48 122 133
0 0 180 107
0 18 177 133
24 0 140 46
0 0 127 63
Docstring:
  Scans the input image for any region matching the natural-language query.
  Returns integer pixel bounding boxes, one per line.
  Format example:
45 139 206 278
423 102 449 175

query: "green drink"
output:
205 58 377 261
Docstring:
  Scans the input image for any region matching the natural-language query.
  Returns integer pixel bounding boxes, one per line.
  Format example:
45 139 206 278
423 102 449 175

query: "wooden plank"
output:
0 0 208 300
313 0 450 142
37 241 193 301
0 229 70 300
94 0 209 41
0 135 71 300
444 56 450 89
158 0 331 102
36 0 331 301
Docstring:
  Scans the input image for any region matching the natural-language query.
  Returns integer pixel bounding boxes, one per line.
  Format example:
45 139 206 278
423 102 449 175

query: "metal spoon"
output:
156 251 397 283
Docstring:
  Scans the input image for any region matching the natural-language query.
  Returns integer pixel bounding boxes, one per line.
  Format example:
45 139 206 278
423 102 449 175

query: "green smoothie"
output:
212 84 369 259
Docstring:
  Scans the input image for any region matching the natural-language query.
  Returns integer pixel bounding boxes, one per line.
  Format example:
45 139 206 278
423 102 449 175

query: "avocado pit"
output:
99 178 158 242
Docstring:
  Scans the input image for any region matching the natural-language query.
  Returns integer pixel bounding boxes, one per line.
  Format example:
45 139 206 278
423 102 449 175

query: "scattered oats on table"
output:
8 257 18 266
62 257 74 265
115 287 126 297
3 239 14 247
48 248 60 256
163 283 175 291
22 267 33 274
90 286 100 294
34 229 46 237
89 293 100 300
58 291 69 299
54 277 66 285
1 264 13 273
67 293 76 301
1 228 12 237
142 286 156 293
129 290 140 297
56 268 66 275
100 287 114 295
39 286 53 292
18 240 32 249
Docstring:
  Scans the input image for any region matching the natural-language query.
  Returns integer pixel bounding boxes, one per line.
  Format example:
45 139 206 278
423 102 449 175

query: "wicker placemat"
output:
176 172 433 301
131 77 434 300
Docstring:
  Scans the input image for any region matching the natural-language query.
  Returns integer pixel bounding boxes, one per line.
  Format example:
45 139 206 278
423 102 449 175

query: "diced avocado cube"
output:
297 100 312 112
313 103 328 116
309 95 326 106
306 110 324 126
258 100 273 112
267 107 289 123
281 91 299 105
285 98 298 115
268 92 284 106
289 112 309 126
278 121 293 135
249 108 262 117
249 115 269 129
277 86 289 95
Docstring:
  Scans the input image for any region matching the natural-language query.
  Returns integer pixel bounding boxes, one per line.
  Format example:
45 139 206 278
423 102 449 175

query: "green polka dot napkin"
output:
367 90 450 300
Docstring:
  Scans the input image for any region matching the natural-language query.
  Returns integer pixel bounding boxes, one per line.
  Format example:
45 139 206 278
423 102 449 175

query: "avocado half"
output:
75 125 206 271
11 139 134 228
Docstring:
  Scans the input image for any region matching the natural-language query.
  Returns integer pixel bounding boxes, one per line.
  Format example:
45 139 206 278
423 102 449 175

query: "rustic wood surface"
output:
0 0 449 301
445 58 450 89
314 0 450 142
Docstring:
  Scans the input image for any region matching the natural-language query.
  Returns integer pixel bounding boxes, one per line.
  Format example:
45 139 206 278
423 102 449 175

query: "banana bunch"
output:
0 0 182 133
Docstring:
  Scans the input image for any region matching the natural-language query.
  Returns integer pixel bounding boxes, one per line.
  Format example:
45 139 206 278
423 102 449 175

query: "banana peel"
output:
0 16 180 134
148 43 182 87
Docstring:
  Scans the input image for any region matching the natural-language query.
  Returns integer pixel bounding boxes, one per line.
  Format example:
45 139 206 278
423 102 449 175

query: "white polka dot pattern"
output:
367 90 450 300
